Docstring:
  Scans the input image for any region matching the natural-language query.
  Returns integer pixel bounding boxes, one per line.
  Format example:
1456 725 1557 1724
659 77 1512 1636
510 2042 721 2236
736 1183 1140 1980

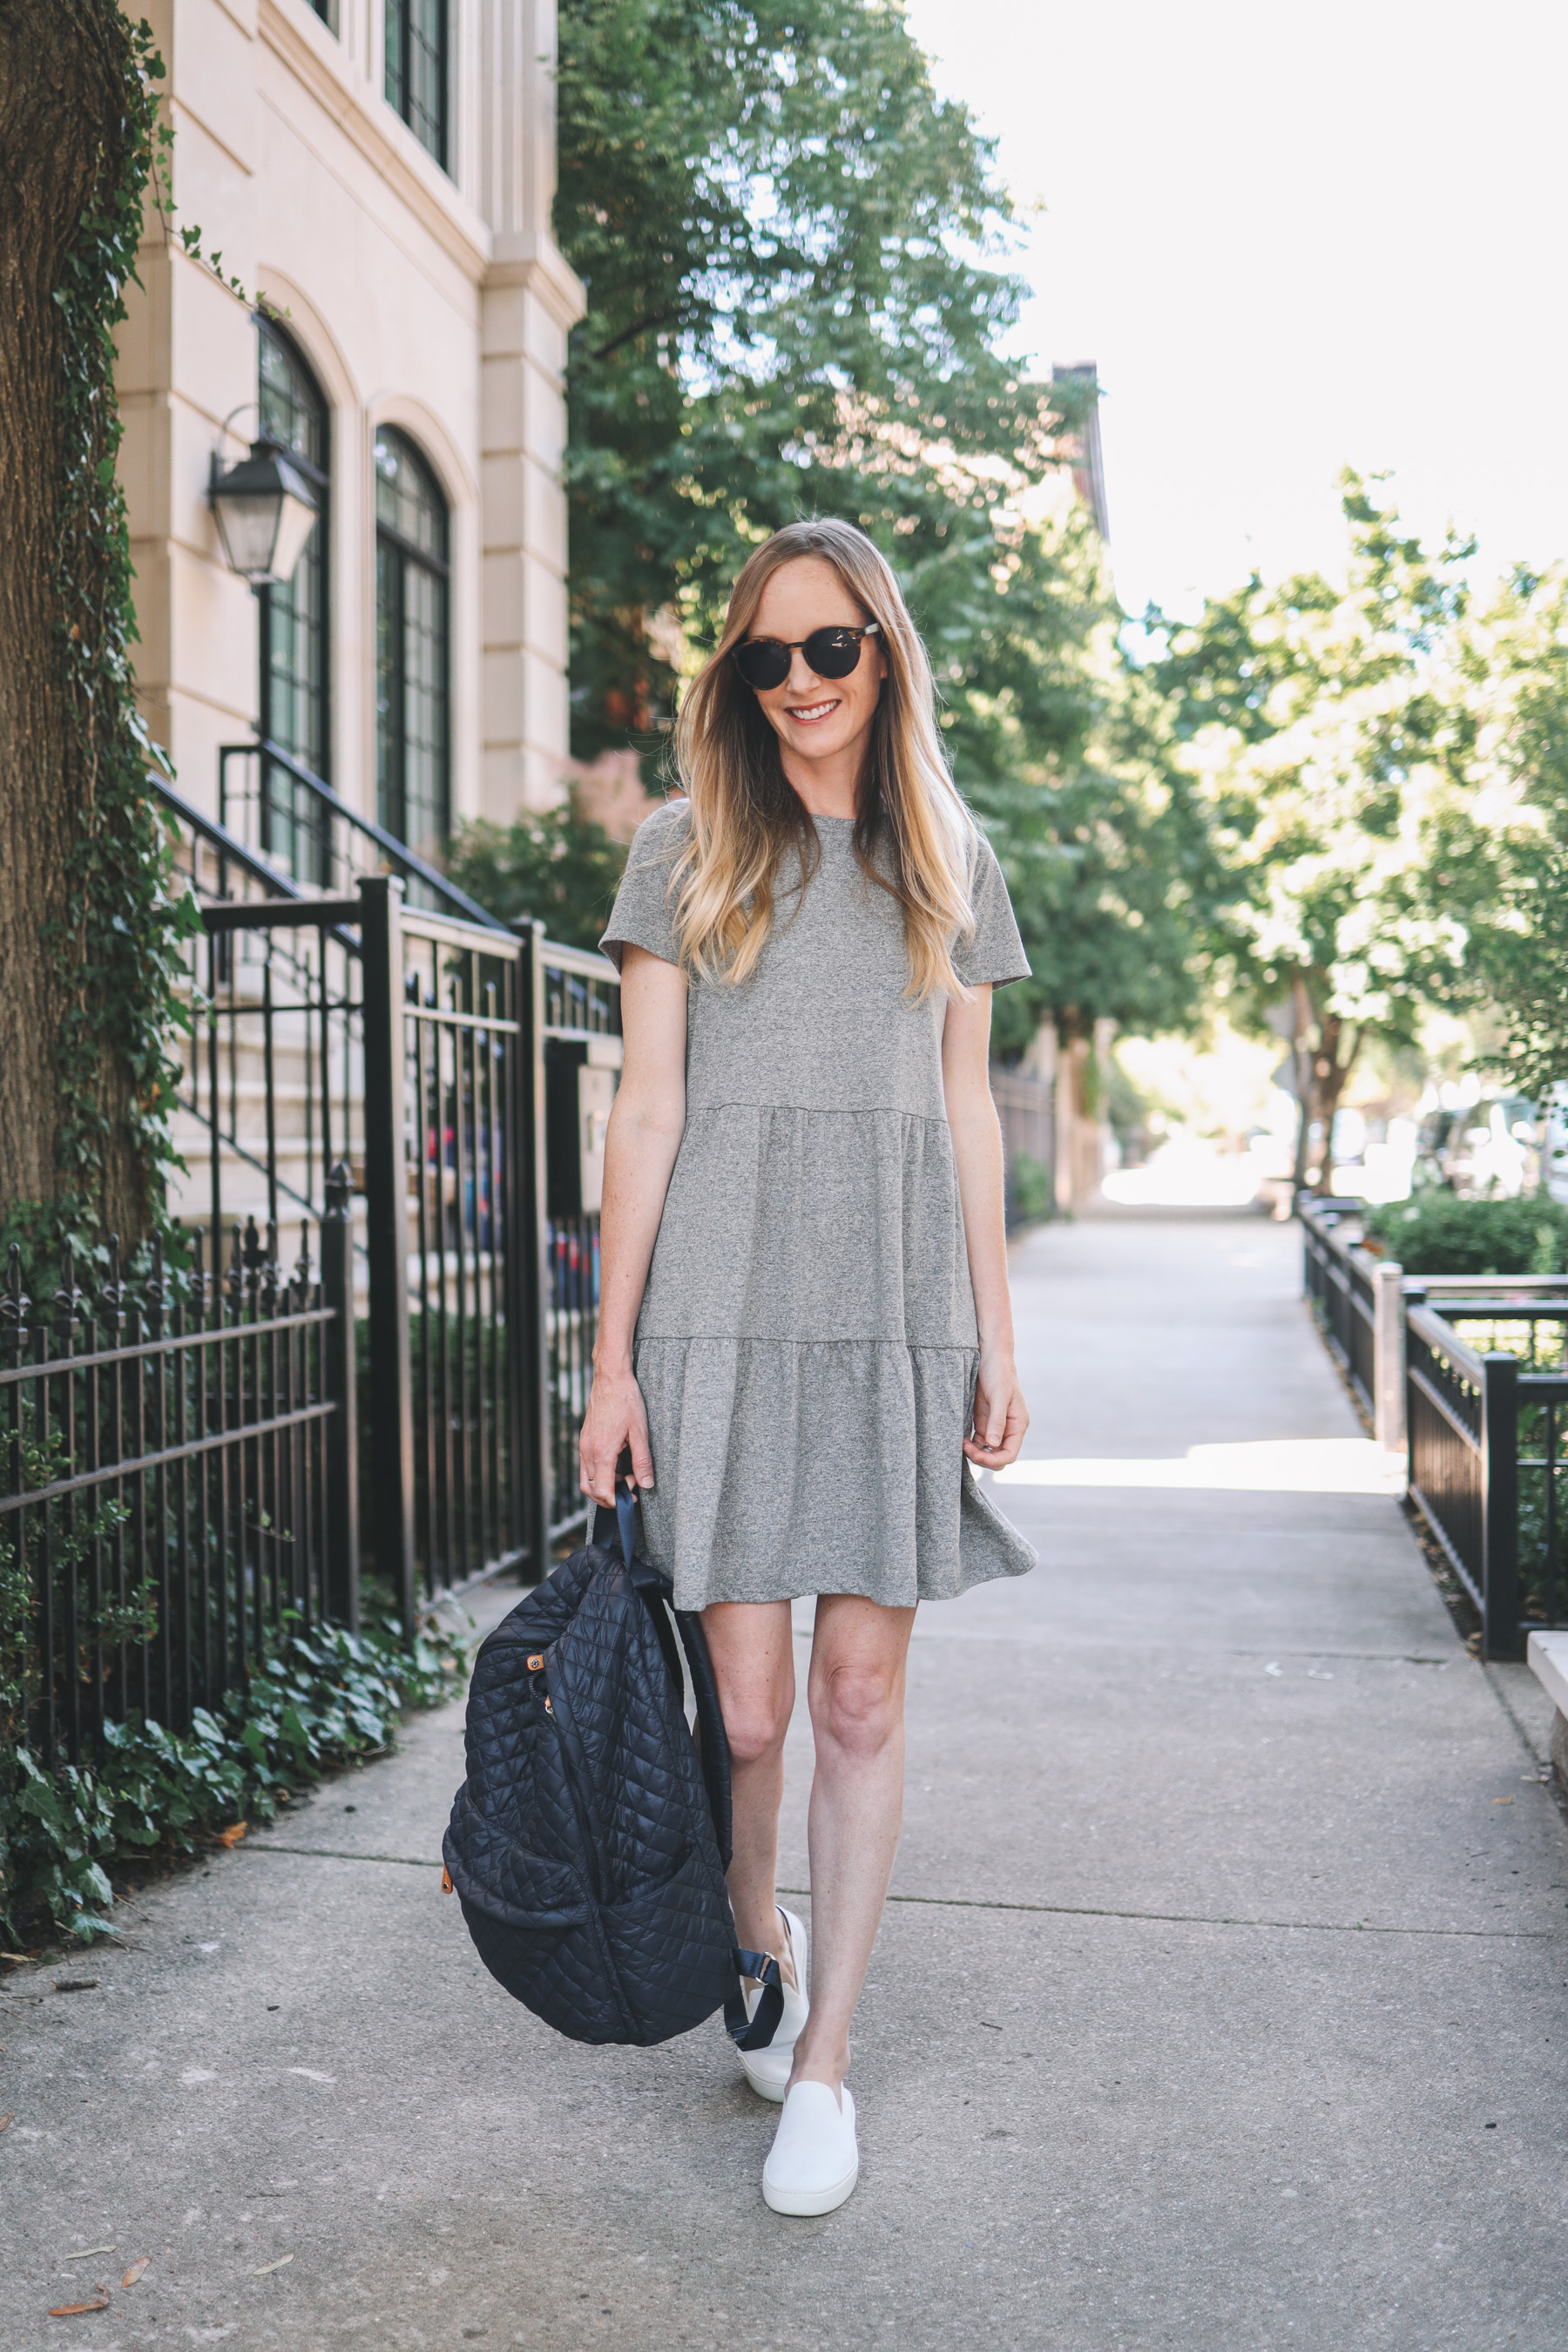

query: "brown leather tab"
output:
526 1653 544 1673
441 1864 454 1894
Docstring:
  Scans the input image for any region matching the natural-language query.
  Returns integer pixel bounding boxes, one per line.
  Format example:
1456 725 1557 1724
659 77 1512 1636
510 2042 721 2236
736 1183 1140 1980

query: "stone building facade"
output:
119 0 585 859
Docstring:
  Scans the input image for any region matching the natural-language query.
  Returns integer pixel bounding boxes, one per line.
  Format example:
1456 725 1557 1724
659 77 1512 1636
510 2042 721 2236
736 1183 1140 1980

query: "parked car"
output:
1540 1085 1568 1206
1413 1094 1538 1198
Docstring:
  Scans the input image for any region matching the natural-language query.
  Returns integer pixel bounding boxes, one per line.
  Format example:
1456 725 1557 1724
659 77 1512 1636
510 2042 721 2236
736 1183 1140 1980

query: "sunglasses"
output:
731 623 882 693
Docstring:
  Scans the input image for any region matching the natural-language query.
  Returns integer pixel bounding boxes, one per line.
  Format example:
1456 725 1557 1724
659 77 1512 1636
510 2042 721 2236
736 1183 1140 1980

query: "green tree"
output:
447 803 632 955
1148 475 1477 1181
556 0 1060 760
914 494 1232 1063
1436 564 1568 1099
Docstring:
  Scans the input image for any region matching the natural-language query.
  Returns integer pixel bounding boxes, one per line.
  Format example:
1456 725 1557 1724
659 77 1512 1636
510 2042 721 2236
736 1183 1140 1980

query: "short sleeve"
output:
598 802 689 971
953 835 1031 989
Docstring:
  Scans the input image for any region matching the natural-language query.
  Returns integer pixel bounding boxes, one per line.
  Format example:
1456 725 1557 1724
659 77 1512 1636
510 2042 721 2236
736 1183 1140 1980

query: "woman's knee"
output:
721 1684 793 1767
809 1661 902 1759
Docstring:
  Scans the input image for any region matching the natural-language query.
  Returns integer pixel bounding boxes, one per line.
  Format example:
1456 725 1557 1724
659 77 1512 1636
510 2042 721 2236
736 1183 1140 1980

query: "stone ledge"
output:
1525 1629 1568 1788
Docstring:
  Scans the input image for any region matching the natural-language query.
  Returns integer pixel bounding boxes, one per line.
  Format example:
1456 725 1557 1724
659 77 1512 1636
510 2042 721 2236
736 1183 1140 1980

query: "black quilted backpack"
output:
443 1487 785 2051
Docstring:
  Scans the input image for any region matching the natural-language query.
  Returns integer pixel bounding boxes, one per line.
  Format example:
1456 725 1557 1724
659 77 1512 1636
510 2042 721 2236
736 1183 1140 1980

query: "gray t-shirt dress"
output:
599 799 1038 1612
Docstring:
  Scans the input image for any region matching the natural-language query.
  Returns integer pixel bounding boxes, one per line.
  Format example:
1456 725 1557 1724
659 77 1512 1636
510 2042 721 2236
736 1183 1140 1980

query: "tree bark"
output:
0 1 134 1227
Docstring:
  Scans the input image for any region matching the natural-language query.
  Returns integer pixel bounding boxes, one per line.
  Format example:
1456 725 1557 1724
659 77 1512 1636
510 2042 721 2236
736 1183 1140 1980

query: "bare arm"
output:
578 944 688 1506
942 984 1029 1470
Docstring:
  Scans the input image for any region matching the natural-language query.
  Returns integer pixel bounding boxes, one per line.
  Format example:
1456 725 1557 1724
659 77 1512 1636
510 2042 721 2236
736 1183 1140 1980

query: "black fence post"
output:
358 875 417 1634
515 918 552 1583
1481 1348 1523 1661
321 1159 361 1632
1403 1285 1426 1500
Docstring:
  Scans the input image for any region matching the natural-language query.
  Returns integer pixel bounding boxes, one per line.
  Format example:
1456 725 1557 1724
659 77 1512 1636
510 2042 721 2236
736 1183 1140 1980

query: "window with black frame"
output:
385 0 448 168
374 428 450 863
257 319 330 883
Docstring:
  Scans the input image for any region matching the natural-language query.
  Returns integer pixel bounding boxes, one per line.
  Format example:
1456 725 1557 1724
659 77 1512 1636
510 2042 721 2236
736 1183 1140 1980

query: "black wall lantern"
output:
209 435 320 587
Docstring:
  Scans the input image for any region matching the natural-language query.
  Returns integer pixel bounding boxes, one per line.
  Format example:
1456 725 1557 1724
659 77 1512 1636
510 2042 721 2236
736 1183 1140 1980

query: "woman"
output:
580 517 1035 2216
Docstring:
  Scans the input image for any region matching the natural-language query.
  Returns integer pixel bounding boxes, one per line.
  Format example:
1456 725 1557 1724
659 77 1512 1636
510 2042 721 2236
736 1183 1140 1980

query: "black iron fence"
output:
1405 1296 1568 1658
541 943 620 1547
219 738 502 929
159 813 621 1594
1300 1196 1568 1658
2 1190 357 1767
1301 1198 1379 1419
991 1067 1054 1227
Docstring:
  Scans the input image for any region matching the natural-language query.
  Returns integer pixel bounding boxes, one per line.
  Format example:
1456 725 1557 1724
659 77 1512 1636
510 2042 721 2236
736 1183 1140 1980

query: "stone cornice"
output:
485 232 587 330
258 0 494 282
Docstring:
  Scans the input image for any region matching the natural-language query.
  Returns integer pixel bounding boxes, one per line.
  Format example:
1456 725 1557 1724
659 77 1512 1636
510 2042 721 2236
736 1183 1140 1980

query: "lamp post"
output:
208 434 320 586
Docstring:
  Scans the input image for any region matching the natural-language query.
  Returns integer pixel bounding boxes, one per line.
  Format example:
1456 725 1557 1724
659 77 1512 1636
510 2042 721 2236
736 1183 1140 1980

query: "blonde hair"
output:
670 518 978 1000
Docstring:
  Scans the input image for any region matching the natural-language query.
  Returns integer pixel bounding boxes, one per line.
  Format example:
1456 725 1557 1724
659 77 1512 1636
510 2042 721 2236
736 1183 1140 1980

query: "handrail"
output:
1407 1301 1488 1385
152 774 314 902
220 736 507 934
1403 1272 1568 1295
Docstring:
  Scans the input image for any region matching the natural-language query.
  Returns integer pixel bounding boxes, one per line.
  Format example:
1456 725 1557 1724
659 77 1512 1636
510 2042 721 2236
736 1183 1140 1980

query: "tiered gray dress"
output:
599 801 1037 1612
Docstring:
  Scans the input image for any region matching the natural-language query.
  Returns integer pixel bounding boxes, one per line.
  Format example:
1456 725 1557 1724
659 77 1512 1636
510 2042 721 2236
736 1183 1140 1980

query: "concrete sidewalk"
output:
4 1215 1566 2349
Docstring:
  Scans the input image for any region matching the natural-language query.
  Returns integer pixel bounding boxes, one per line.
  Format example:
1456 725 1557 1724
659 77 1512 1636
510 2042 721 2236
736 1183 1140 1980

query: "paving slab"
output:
3 1213 1566 2350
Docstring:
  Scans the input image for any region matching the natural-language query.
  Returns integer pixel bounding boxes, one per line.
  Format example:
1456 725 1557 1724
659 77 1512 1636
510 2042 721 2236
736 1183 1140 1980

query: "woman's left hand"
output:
964 1347 1029 1470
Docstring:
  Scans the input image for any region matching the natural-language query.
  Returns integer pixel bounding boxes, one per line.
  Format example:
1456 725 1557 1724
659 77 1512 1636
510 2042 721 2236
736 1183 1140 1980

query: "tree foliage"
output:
557 0 1057 754
555 0 1231 1044
1147 476 1480 1162
448 804 632 956
1435 565 1568 1098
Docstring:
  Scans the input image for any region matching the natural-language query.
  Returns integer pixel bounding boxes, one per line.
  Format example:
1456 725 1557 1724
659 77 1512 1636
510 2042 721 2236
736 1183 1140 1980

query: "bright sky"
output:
902 0 1568 620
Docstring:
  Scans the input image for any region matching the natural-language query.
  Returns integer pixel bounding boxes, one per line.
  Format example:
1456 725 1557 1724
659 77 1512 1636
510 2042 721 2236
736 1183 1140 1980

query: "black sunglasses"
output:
731 623 882 693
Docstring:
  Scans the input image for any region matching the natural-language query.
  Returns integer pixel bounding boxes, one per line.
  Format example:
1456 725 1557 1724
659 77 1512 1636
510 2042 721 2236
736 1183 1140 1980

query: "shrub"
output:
1010 1150 1054 1226
1362 1191 1568 1277
0 1611 467 1949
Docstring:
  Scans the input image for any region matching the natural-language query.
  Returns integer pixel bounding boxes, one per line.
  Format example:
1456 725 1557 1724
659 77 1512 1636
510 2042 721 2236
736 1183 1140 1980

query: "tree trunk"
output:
1288 968 1362 1195
0 1 135 1229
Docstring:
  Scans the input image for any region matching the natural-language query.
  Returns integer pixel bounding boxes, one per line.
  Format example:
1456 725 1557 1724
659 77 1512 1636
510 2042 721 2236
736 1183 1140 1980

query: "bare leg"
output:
701 1598 798 1984
789 1593 916 2099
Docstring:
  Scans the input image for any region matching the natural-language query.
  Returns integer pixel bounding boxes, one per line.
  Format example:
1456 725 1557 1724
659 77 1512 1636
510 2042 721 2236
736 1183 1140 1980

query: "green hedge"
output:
1362 1191 1568 1277
0 1612 467 1950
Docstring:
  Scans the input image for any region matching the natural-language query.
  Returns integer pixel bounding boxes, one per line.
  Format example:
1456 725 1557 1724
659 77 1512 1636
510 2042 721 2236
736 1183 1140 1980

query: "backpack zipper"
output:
544 1656 639 2043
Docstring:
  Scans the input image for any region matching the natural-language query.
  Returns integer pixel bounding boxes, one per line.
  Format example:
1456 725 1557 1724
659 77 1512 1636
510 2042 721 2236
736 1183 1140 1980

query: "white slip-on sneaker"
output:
762 2081 859 2216
738 1906 808 2103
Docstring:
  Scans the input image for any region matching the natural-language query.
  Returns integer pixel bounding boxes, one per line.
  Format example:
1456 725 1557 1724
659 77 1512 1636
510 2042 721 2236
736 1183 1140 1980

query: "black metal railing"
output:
1301 1196 1379 1418
991 1066 1054 1227
391 898 535 1605
2 1186 357 1768
1301 1197 1568 1655
219 736 504 931
6 781 625 1754
1405 1294 1568 1658
540 943 623 1546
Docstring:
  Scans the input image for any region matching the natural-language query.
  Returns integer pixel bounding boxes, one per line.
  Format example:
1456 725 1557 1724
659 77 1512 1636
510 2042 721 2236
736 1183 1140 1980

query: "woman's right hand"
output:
578 1362 656 1507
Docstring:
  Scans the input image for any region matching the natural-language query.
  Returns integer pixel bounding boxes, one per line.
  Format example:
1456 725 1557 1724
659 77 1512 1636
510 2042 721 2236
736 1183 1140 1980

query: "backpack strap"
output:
725 1950 786 2051
594 1483 778 2047
596 1484 734 1867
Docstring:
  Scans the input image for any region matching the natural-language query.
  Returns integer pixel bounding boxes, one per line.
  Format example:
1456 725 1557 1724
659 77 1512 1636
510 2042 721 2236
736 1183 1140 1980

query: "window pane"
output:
374 429 449 865
374 428 448 562
258 324 329 881
375 537 403 841
402 562 449 856
385 0 446 169
383 0 403 114
259 326 325 474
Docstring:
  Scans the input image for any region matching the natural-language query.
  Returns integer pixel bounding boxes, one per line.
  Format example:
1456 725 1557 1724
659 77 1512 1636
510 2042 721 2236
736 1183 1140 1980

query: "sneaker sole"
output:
740 2053 792 2102
762 2155 860 2217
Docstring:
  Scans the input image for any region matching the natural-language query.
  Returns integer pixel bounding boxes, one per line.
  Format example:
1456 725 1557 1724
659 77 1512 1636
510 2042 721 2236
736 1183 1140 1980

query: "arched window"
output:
257 320 330 880
385 0 448 169
374 428 450 857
